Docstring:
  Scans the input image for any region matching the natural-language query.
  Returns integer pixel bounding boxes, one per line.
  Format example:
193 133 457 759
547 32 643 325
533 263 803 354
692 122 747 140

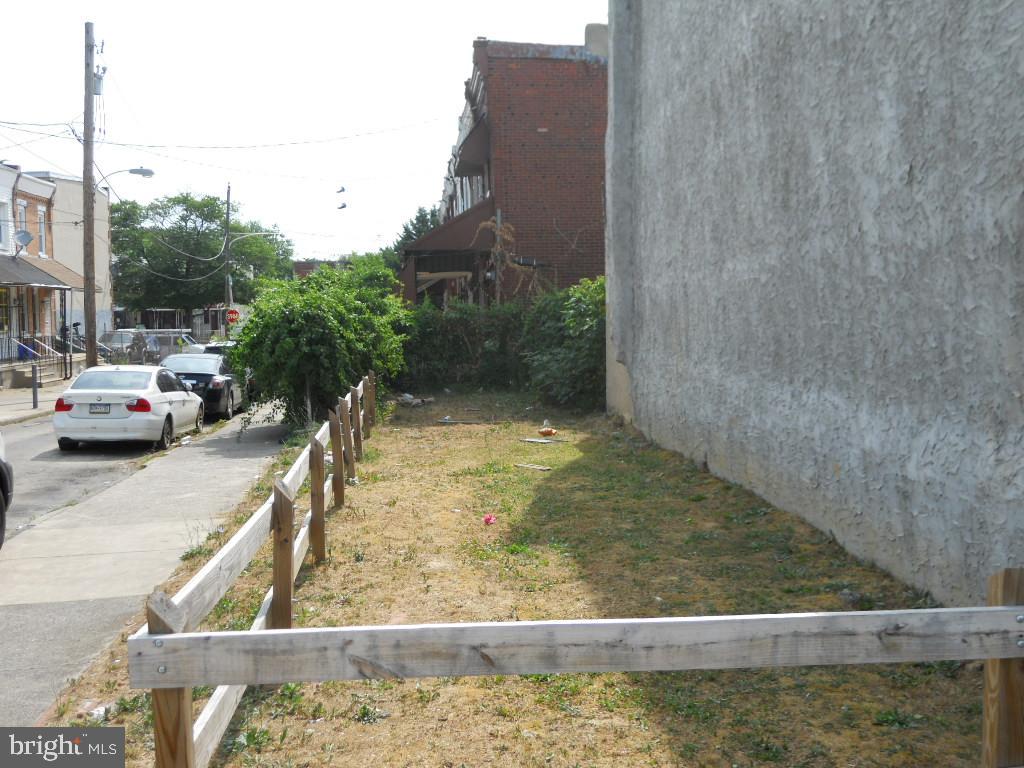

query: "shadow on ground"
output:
496 424 983 767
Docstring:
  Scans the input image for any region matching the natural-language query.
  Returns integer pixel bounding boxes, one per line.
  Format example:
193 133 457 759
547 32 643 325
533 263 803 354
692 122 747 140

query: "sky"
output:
3 1 608 261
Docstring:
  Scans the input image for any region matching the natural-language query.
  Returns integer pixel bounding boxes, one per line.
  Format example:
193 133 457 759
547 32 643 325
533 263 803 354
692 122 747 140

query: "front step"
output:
1 356 85 389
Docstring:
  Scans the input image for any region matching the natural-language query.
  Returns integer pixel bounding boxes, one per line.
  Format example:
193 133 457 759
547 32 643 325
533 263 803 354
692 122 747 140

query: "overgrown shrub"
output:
401 277 606 409
400 300 527 388
234 256 406 423
521 276 606 409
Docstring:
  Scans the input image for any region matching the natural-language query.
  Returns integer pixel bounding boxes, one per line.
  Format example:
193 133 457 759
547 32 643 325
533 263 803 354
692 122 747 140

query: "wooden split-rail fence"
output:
128 373 1024 767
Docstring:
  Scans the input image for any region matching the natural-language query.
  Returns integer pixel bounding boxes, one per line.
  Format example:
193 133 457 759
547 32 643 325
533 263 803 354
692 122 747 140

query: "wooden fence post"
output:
339 395 356 480
361 377 372 439
982 567 1024 768
147 592 195 768
367 370 377 430
328 406 345 507
350 385 364 461
309 437 327 563
270 480 294 629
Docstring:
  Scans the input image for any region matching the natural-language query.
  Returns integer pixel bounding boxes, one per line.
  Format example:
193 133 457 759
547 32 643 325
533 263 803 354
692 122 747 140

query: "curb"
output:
0 410 51 428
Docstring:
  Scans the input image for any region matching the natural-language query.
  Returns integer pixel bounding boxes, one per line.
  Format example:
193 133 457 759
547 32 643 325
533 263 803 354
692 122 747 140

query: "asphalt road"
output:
3 418 140 539
0 410 288 726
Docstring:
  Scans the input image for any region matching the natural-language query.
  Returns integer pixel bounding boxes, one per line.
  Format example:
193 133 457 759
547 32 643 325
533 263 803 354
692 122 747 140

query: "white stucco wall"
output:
606 0 1024 604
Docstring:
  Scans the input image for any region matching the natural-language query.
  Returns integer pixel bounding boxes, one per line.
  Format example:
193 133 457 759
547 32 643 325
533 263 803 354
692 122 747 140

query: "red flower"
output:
483 514 497 525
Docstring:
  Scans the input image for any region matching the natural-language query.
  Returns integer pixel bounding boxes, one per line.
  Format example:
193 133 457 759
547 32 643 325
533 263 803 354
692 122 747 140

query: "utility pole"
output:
83 22 98 368
224 184 233 313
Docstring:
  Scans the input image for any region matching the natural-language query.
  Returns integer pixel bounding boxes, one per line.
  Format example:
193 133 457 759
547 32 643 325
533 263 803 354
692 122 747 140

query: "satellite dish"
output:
14 230 33 247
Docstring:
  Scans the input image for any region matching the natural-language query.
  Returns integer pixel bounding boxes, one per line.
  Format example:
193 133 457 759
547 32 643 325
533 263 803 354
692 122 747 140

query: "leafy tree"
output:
233 254 407 424
111 193 294 313
380 206 440 274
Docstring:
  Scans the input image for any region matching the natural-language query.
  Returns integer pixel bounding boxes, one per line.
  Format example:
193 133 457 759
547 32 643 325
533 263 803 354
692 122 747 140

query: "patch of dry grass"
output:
46 391 984 767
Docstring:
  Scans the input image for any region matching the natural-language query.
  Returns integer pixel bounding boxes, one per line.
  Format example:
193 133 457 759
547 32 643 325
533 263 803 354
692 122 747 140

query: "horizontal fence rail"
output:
129 606 1024 689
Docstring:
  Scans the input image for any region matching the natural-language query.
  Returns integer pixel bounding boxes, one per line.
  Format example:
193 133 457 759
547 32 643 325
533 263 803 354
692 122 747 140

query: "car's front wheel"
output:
155 417 173 451
57 438 78 452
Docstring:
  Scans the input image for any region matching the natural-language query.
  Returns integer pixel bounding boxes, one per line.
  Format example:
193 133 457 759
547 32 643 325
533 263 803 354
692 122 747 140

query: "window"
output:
17 201 27 232
158 370 185 393
0 287 9 333
0 201 8 251
71 370 153 390
37 205 47 256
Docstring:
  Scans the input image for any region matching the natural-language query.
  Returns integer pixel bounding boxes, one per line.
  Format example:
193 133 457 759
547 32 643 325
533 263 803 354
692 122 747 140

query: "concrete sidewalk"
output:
0 379 68 427
0 411 289 725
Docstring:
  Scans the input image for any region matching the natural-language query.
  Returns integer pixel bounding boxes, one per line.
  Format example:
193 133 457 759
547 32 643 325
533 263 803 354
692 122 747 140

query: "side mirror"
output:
183 382 193 392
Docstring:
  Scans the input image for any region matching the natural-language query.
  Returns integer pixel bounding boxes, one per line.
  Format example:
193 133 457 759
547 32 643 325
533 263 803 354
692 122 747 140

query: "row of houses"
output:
0 164 113 386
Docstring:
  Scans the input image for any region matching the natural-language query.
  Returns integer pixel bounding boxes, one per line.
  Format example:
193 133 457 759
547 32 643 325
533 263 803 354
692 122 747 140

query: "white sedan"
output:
53 365 204 451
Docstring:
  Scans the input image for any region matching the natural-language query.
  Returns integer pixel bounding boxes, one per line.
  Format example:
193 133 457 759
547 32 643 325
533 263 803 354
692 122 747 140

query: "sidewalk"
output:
0 410 289 725
0 379 68 426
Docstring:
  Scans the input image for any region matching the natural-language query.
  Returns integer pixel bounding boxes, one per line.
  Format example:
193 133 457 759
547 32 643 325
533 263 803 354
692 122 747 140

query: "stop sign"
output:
226 308 241 325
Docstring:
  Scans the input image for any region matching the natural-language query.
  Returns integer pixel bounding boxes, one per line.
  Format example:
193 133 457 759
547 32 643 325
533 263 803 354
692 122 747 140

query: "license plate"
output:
89 403 110 414
183 380 197 386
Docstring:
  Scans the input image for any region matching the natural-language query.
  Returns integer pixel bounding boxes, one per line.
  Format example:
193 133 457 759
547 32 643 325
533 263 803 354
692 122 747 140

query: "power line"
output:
0 130 80 176
0 117 443 151
131 259 227 282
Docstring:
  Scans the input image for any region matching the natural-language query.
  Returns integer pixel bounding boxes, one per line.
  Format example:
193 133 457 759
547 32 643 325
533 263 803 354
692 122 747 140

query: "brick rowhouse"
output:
402 27 608 305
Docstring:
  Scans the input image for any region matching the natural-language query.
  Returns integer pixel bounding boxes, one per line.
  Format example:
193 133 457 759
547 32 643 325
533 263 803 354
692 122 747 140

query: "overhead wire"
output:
0 117 444 151
131 260 227 282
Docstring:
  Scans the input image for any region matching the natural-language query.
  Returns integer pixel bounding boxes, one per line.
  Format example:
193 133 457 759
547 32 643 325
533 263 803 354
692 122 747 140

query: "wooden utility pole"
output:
83 22 98 368
224 184 233 312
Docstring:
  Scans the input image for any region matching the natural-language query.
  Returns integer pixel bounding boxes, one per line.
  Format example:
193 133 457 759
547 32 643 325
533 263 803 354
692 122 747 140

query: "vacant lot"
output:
51 391 983 767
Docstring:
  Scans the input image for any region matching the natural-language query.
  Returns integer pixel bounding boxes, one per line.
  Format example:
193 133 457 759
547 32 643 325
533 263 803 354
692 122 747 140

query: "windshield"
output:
162 355 220 375
71 370 153 390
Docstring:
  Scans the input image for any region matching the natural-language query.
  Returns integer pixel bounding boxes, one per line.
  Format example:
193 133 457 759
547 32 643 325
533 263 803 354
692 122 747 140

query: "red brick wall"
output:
485 54 607 294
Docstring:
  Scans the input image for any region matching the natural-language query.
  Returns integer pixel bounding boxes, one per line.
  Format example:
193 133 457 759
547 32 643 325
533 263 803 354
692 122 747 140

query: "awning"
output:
416 270 473 293
18 255 85 290
454 119 489 177
0 256 70 288
404 197 495 254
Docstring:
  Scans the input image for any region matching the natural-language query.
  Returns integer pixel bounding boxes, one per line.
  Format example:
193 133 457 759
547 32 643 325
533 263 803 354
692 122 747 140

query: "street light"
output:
97 167 155 186
83 165 155 367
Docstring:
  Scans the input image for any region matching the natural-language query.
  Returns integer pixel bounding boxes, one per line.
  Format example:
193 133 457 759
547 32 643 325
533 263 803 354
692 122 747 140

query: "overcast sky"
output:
3 1 608 261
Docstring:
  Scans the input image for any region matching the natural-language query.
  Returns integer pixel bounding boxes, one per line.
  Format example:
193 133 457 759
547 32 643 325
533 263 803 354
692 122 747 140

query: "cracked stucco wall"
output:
606 0 1024 604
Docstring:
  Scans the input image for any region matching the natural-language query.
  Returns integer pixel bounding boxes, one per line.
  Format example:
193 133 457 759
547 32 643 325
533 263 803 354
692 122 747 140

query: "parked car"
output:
0 431 12 551
100 329 204 363
53 365 204 451
160 353 246 420
146 329 205 356
202 340 236 355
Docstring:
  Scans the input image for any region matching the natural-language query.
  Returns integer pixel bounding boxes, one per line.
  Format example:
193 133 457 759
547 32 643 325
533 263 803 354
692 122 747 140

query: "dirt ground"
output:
48 391 984 767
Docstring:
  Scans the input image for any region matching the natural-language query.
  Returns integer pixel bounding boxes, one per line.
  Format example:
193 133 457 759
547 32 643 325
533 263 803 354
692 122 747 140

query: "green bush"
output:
401 277 606 409
521 277 606 409
234 256 406 423
400 300 527 388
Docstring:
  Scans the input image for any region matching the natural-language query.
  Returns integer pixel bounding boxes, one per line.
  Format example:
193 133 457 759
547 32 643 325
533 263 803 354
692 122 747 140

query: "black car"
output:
0 431 13 551
159 353 246 419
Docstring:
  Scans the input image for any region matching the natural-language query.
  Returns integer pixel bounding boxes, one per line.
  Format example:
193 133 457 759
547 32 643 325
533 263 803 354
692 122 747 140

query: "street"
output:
0 410 288 726
3 417 140 539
